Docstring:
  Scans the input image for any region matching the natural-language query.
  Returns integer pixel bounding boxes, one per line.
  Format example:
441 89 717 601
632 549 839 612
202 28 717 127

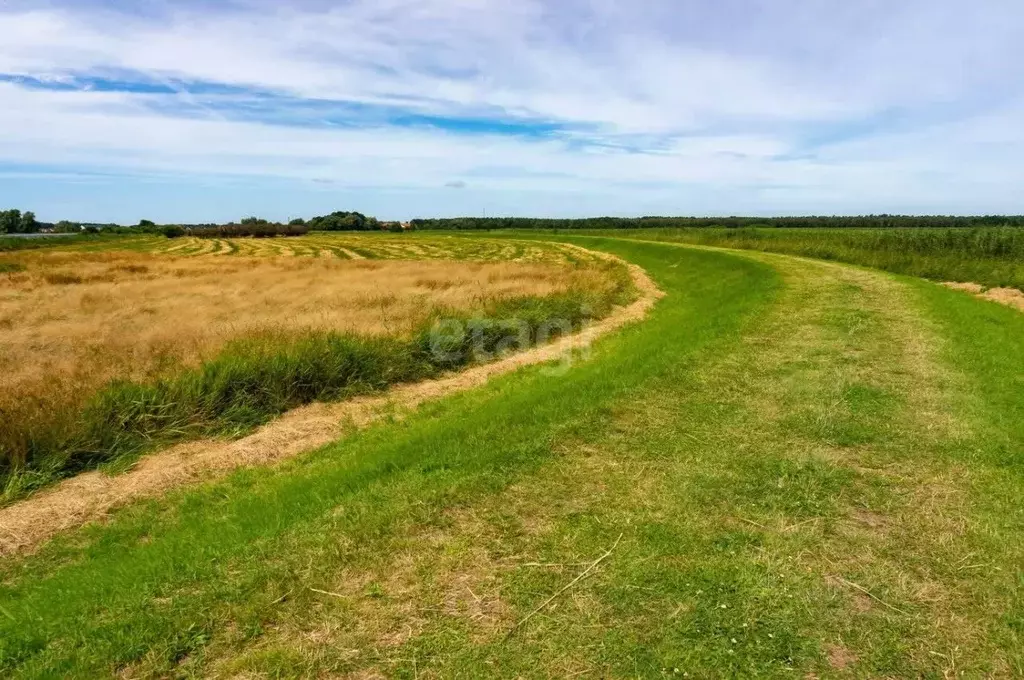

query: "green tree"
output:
138 219 156 228
306 211 372 231
20 211 38 233
288 218 306 226
0 209 21 234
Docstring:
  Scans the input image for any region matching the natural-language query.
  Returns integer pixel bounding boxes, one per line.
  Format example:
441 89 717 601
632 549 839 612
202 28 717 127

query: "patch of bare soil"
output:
851 508 888 530
942 281 1024 312
825 643 858 670
0 248 662 557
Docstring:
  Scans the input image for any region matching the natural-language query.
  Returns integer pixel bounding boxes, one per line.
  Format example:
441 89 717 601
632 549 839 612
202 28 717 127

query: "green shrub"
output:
162 226 186 238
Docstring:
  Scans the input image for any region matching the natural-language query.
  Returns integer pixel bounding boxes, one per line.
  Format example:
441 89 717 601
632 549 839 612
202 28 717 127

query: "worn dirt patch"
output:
942 281 1024 312
825 643 858 670
0 247 662 557
851 508 889 530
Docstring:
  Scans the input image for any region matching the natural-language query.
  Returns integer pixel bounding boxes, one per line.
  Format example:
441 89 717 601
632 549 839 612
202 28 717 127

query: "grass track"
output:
1 237 1022 677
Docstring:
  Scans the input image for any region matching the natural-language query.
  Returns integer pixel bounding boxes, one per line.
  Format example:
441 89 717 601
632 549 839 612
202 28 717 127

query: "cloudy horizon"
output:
1 0 1023 223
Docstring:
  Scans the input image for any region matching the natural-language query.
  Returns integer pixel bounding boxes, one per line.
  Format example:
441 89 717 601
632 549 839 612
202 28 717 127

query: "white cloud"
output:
1 0 1024 216
0 1 874 130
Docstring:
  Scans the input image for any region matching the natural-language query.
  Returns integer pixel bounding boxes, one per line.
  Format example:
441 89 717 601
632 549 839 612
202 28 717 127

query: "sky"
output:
1 0 1023 223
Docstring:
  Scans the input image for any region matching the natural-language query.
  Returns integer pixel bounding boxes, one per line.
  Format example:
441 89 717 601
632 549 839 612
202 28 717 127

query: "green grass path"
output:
1 237 1022 677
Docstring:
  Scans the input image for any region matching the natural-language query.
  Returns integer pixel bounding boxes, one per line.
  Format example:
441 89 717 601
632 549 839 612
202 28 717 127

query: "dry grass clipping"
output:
942 281 1024 312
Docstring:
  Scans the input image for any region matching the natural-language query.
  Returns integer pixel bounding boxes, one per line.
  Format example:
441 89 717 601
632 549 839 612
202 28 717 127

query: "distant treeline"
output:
1 209 160 235
12 208 1024 237
2 209 399 237
164 212 402 237
410 215 1024 231
165 212 397 233
164 218 310 239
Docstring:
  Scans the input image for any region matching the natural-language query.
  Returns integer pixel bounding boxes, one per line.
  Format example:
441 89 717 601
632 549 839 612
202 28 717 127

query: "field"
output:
0 236 630 500
54 232 598 264
1 230 1023 677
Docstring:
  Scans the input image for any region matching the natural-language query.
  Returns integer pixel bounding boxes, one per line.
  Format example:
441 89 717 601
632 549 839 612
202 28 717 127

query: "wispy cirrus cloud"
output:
1 0 1023 222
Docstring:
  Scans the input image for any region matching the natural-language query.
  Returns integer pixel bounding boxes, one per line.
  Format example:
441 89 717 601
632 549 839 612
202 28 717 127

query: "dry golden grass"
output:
0 253 659 556
0 249 614 442
942 280 1024 312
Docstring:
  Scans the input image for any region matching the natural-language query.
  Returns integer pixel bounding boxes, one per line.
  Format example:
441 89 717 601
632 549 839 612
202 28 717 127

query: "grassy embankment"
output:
0 242 631 501
1 236 1022 677
573 226 1024 292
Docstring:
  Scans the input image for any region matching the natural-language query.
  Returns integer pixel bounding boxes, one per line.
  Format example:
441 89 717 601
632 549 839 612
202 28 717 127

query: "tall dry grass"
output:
0 251 598 397
0 249 625 497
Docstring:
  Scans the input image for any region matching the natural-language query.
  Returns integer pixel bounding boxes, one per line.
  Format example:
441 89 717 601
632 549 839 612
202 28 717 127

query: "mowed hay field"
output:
60 232 605 265
0 237 630 500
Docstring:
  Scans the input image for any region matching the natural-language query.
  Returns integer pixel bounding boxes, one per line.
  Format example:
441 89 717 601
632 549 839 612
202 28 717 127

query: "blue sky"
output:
1 0 1023 223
